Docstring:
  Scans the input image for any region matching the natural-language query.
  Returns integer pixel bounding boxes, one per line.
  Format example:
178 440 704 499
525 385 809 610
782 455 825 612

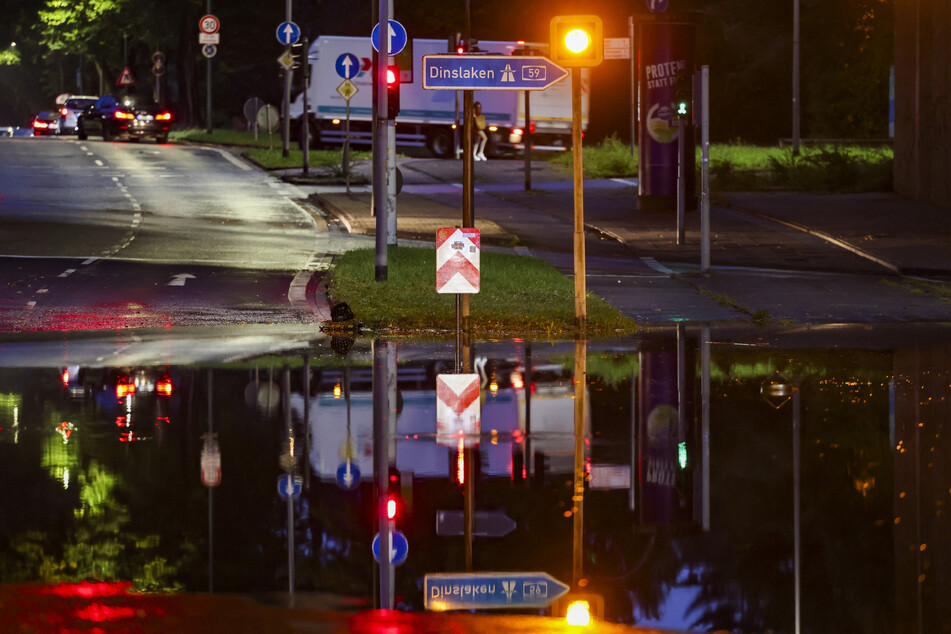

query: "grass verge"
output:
170 128 371 169
326 246 638 338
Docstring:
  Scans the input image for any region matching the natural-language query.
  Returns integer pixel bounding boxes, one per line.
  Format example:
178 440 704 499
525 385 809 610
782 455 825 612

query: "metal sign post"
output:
571 68 586 330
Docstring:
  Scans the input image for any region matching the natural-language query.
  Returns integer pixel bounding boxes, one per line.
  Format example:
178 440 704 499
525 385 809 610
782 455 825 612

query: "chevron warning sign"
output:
436 228 480 294
436 374 481 447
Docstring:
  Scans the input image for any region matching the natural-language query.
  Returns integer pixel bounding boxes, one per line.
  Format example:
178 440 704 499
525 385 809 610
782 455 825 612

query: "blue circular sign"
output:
336 461 361 489
277 474 302 499
372 529 409 566
370 20 407 55
276 21 301 46
335 53 360 79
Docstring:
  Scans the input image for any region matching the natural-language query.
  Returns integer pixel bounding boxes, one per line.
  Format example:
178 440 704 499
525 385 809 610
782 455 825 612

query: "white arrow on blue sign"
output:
425 572 570 611
335 53 360 79
276 21 301 46
372 529 409 565
422 55 569 91
370 20 407 55
277 474 302 500
336 460 361 489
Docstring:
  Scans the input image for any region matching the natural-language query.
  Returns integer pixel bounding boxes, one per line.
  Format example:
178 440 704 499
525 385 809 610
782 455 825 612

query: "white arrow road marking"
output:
167 273 196 287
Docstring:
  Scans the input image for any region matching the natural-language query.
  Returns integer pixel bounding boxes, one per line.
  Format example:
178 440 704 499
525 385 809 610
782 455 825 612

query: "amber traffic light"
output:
549 15 603 68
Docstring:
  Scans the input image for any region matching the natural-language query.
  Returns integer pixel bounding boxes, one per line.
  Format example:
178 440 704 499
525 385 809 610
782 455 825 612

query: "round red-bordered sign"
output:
199 14 220 34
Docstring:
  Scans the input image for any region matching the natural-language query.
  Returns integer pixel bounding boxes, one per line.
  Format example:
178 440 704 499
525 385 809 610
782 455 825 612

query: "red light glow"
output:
116 381 135 400
114 111 134 120
40 581 132 598
155 112 172 120
386 68 397 84
156 375 173 397
74 603 137 622
386 496 397 520
61 369 69 386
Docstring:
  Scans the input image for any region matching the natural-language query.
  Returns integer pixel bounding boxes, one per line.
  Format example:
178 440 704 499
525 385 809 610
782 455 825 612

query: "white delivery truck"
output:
288 36 589 158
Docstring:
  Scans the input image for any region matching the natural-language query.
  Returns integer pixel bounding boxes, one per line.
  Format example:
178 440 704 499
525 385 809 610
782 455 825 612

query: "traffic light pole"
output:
677 118 685 245
373 0 389 281
571 68 586 331
281 0 292 157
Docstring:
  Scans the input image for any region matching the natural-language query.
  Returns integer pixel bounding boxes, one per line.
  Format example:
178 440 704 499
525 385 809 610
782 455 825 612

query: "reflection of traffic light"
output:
386 66 400 119
675 69 692 119
549 15 603 67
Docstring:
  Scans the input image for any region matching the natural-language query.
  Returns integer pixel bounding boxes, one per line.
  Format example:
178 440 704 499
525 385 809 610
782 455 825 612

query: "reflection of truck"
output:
289 36 589 158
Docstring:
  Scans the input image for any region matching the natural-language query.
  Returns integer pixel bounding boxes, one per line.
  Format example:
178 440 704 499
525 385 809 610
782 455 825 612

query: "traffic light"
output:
674 69 692 119
386 65 400 119
549 15 603 67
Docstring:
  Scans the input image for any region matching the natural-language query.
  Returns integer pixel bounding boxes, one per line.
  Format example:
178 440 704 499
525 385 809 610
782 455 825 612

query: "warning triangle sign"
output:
116 66 136 86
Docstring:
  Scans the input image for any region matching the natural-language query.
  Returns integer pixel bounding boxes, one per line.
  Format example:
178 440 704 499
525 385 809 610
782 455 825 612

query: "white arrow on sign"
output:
342 55 353 76
167 273 196 287
283 24 295 42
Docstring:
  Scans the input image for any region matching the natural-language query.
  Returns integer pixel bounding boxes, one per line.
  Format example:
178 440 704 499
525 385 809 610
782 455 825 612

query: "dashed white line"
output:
641 257 676 275
58 269 76 277
25 301 36 310
81 257 98 265
94 159 104 167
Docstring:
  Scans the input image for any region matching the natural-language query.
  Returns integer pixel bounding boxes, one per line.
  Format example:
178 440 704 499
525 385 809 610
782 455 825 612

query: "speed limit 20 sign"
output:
199 14 220 34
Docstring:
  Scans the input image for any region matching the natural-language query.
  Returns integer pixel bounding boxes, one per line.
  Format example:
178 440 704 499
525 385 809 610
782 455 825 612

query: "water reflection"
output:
1 326 950 631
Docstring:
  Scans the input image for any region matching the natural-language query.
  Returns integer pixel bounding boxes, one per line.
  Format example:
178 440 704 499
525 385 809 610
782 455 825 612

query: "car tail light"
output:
155 112 172 121
33 121 48 129
114 110 134 119
60 107 68 117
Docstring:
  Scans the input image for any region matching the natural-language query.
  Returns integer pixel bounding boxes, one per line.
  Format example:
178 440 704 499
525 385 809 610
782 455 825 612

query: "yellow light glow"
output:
488 125 498 132
333 383 342 398
332 118 341 125
566 600 591 626
564 29 590 54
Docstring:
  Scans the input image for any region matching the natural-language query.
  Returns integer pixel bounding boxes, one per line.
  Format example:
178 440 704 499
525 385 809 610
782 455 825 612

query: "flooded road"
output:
1 323 948 632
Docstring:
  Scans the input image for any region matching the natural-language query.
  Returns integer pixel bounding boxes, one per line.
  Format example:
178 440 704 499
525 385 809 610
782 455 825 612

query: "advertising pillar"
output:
638 19 696 212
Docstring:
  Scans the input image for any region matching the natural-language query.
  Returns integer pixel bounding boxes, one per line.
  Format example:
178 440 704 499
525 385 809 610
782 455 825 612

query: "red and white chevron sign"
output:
436 228 480 294
436 374 481 447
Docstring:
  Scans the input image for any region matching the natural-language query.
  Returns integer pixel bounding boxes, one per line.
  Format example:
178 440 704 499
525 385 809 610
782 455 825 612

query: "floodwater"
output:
1 323 949 633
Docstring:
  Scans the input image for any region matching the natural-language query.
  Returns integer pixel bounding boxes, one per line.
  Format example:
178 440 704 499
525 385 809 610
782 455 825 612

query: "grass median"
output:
326 246 637 338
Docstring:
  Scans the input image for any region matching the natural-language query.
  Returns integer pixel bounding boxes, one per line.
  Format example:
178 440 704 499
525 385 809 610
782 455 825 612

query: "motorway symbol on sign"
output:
201 44 217 59
436 510 516 537
371 20 408 55
423 55 568 91
336 79 358 101
335 53 360 79
436 373 480 447
277 474 302 500
372 529 409 565
116 66 135 86
277 50 295 71
425 572 569 611
276 21 301 46
436 228 480 294
336 460 360 490
199 14 220 34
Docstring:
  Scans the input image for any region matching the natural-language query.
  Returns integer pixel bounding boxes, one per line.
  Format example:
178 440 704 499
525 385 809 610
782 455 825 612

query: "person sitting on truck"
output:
473 101 488 161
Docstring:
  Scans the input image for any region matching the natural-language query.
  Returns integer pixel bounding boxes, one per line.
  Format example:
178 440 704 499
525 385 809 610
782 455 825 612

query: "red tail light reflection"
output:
116 381 135 400
156 375 173 397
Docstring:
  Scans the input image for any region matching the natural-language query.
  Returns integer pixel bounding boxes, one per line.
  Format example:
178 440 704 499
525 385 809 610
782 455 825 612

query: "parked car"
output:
31 110 60 136
57 95 98 135
77 94 172 143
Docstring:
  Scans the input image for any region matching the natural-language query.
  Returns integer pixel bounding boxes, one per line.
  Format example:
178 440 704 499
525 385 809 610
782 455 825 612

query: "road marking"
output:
81 257 98 265
25 301 36 310
641 257 676 275
213 148 253 171
288 270 312 302
94 159 104 167
167 273 196 287
58 269 76 277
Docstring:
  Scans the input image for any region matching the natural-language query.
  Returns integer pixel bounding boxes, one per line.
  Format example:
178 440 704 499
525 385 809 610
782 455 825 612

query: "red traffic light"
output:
386 67 397 85
386 495 398 520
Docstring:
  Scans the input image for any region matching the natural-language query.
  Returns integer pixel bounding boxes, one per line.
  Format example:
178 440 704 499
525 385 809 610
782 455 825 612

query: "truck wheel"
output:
428 130 454 159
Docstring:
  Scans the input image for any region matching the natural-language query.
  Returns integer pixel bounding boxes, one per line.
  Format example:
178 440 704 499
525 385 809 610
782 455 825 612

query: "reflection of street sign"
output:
276 21 301 46
199 14 220 34
436 228 480 293
425 572 569 611
371 20 408 55
335 53 360 79
199 33 220 44
277 50 295 71
436 373 480 447
336 79 358 101
116 66 135 86
423 55 568 91
336 461 361 490
277 474 302 499
436 510 516 537
372 530 409 565
646 0 669 12
201 44 217 59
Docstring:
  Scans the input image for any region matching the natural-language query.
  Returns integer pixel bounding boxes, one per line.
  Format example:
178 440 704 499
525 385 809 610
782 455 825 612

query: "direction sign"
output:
277 474 302 500
436 373 480 447
372 529 409 565
336 79 358 101
425 572 569 611
436 228 480 294
436 510 516 537
336 460 361 490
199 14 220 34
371 20 408 55
201 44 217 59
276 21 301 46
423 55 569 91
335 53 360 79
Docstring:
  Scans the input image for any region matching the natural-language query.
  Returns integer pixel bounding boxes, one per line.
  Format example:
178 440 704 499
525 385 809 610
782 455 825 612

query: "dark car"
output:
77 94 172 143
31 110 60 136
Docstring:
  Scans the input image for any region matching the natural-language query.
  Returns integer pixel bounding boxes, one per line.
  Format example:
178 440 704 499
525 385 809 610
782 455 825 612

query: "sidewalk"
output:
294 158 951 325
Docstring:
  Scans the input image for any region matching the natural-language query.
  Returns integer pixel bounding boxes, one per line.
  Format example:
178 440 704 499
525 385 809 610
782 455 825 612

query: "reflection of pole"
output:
792 382 801 634
792 0 801 155
372 340 392 608
303 354 311 491
572 338 587 586
465 446 474 571
629 16 636 156
207 369 214 593
700 325 710 531
571 69 586 330
700 66 711 273
284 366 295 606
676 118 686 245
677 323 687 448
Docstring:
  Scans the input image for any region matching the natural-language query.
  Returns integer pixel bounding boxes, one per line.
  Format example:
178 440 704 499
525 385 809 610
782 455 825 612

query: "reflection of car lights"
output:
61 369 70 387
157 375 173 397
116 382 135 399
510 371 524 390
